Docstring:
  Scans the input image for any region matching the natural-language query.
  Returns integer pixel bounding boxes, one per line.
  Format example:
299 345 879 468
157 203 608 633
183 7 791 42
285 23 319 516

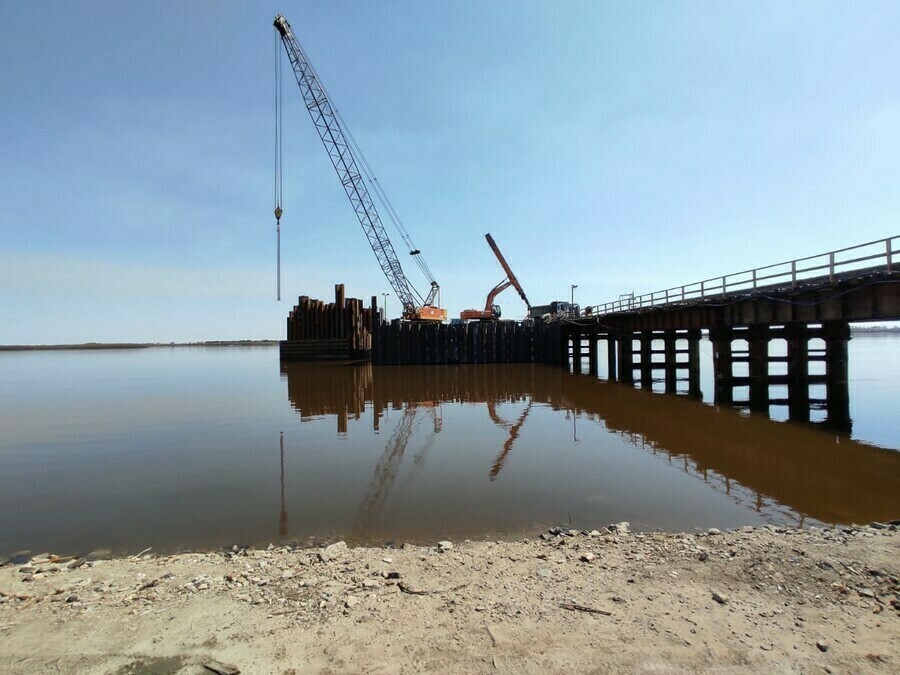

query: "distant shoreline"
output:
2 325 896 352
0 340 279 352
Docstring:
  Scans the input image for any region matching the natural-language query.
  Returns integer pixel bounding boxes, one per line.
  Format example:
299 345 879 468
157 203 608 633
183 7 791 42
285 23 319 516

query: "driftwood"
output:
398 581 470 595
558 602 612 616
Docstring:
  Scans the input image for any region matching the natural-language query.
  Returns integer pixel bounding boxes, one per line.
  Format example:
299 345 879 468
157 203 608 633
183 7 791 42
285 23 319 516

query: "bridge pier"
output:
786 324 811 423
710 327 734 406
748 325 771 413
588 334 599 376
823 321 851 432
616 332 634 384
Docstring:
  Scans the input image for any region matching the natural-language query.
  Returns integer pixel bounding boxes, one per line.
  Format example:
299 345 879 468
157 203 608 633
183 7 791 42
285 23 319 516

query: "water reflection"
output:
282 362 900 532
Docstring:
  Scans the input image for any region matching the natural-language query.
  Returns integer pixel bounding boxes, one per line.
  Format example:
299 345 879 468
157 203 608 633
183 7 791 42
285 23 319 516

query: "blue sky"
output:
1 1 898 343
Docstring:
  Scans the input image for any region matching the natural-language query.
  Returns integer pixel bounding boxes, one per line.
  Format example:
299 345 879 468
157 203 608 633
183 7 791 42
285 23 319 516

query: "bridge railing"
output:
589 235 898 316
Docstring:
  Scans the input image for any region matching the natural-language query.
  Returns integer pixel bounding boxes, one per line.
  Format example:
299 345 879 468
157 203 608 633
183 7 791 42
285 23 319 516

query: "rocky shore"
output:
1 523 898 674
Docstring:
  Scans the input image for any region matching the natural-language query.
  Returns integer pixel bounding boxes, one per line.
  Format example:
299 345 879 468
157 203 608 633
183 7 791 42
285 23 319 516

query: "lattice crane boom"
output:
274 14 445 321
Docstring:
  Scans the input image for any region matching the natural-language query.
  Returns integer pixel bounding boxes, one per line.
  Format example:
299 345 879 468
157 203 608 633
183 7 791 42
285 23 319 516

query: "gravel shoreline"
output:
2 523 898 674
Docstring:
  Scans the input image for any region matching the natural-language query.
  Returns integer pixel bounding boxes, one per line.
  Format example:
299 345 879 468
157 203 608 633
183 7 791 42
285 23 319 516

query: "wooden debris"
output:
398 581 470 595
129 547 152 560
558 602 612 616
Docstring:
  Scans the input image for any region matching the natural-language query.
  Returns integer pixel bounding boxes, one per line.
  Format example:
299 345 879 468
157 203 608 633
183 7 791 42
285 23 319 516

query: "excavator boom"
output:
460 233 530 321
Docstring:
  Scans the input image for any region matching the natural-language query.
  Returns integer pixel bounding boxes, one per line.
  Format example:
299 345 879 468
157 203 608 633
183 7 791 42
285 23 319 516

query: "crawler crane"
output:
273 14 446 321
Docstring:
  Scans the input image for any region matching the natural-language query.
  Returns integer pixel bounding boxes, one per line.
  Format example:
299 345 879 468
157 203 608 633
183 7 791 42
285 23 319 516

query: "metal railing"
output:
589 235 898 316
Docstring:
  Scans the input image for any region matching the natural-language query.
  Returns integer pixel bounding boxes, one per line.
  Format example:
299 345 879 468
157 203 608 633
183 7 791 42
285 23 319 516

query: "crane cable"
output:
274 30 284 301
336 110 437 287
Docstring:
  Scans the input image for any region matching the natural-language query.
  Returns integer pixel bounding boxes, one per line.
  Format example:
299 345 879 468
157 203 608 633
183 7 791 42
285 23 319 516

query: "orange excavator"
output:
460 233 530 321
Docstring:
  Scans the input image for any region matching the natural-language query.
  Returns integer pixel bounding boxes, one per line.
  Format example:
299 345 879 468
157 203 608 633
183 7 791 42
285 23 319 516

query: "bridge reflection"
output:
281 363 900 527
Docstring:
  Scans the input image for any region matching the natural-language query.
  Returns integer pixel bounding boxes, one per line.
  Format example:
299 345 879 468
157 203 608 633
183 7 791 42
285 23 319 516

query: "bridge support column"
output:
785 323 810 423
709 327 734 405
616 332 634 384
664 330 677 393
588 334 598 376
823 321 851 433
748 325 771 413
572 335 582 374
687 328 702 399
606 336 617 381
640 333 653 389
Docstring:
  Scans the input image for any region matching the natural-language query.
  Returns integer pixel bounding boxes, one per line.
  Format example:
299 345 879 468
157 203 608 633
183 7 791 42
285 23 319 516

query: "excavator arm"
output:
460 233 530 320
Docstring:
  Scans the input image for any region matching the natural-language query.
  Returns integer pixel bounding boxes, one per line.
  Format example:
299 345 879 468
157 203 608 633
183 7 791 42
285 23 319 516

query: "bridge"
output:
568 235 899 430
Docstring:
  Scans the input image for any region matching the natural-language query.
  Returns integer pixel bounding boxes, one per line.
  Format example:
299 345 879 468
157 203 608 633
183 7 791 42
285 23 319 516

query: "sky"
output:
1 1 899 343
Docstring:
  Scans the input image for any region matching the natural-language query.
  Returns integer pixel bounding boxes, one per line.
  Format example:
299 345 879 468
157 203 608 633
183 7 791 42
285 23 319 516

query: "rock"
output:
475 605 486 612
608 522 631 535
536 568 551 580
66 594 79 603
203 660 241 675
438 541 453 552
281 570 295 580
362 580 379 589
858 588 876 599
345 596 359 608
868 522 886 530
580 553 596 563
589 530 601 537
816 639 829 652
382 557 393 564
18 565 34 574
8 552 32 566
319 541 348 562
698 551 709 562
66 558 85 570
711 591 728 605
707 528 722 536
568 529 580 537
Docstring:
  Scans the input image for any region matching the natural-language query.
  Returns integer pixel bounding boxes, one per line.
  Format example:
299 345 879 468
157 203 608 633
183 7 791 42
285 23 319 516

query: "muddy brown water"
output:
1 336 898 558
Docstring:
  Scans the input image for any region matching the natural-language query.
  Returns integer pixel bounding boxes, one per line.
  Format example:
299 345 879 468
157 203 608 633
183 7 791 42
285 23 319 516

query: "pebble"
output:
345 596 359 609
580 553 596 563
536 568 551 580
708 528 722 536
711 591 728 605
816 639 829 652
858 588 876 599
698 552 708 562
438 541 453 552
382 557 393 564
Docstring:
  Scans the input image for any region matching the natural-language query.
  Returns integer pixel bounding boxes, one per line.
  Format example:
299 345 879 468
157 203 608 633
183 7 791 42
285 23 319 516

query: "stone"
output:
707 528 722 536
858 588 876 599
382 557 393 564
589 530 601 537
868 522 886 530
608 522 631 535
711 591 728 605
438 541 453 552
580 553 596 563
698 551 709 562
66 594 79 603
203 660 241 675
319 541 348 562
281 570 295 580
345 596 359 609
362 579 378 588
816 640 829 652
536 568 551 580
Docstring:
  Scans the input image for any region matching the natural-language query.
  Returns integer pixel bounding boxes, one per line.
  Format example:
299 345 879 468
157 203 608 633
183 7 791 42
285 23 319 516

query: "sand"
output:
1 523 898 674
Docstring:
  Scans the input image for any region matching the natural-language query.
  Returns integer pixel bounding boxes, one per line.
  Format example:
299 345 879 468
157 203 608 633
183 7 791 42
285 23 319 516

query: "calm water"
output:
1 336 898 558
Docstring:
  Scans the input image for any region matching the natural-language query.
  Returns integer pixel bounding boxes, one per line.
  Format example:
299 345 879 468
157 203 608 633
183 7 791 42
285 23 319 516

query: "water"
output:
1 336 898 557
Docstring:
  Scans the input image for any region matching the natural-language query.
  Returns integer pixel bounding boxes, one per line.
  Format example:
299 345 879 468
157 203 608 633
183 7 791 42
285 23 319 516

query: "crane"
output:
273 14 446 322
460 233 530 321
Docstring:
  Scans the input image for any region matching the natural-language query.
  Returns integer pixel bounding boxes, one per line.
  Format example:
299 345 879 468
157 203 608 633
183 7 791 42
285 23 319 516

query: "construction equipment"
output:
273 14 447 322
460 233 530 321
